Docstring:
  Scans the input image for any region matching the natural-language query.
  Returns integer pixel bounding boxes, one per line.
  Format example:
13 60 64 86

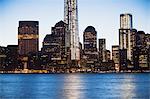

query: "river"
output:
0 73 149 99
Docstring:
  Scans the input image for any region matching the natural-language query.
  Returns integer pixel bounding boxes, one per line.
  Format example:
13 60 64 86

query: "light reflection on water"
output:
119 74 136 98
63 74 85 99
0 73 150 99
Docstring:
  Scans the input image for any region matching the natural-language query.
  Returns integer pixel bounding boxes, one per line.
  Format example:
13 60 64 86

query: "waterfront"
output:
0 73 150 99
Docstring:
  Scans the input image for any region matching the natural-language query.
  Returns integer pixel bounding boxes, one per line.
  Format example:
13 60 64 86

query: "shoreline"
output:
0 70 150 74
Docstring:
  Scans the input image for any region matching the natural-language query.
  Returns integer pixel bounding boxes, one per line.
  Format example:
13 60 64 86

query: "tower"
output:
83 26 98 66
119 13 137 70
64 0 80 62
99 39 106 62
119 14 136 61
18 21 39 70
18 21 39 55
119 14 132 50
120 14 132 29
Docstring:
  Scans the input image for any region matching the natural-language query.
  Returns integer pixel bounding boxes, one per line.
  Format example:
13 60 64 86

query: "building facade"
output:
133 31 150 70
83 26 98 67
119 49 127 70
120 14 132 29
42 21 68 67
18 21 39 55
64 0 80 61
106 50 111 61
99 39 106 62
112 45 120 71
0 45 23 71
0 46 7 71
119 14 137 69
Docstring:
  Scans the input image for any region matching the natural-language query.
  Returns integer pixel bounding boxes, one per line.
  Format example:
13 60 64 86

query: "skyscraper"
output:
42 21 68 64
99 39 106 62
83 26 98 66
133 31 150 69
120 14 132 29
119 14 136 63
18 21 39 55
64 0 80 61
119 14 132 50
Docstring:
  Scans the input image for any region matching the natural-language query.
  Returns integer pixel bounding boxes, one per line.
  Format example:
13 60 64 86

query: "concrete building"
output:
136 31 145 48
42 21 68 66
145 34 150 47
119 14 137 68
145 34 150 69
106 50 111 61
0 45 23 71
79 42 83 60
64 0 80 61
112 45 120 71
99 39 106 62
133 31 150 70
18 21 39 55
120 14 132 29
119 49 127 70
0 46 7 71
83 26 98 67
5 45 20 71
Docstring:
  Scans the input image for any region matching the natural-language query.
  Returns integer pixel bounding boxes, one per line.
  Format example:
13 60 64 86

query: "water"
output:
0 73 150 99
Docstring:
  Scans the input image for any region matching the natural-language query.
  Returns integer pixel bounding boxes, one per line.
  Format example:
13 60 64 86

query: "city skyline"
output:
0 0 150 50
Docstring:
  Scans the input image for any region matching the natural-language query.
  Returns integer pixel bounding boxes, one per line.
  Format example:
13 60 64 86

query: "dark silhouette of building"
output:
79 42 83 60
133 31 150 70
18 21 39 55
0 46 7 71
136 31 145 48
119 49 127 71
0 45 23 71
28 52 45 70
5 45 19 71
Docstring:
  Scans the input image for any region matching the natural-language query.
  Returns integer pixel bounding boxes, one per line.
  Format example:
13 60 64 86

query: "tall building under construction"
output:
64 0 80 62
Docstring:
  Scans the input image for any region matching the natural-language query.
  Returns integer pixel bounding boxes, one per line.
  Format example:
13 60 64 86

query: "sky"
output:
0 0 150 51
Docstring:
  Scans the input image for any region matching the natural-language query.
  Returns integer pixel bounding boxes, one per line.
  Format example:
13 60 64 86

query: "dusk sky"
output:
0 0 150 50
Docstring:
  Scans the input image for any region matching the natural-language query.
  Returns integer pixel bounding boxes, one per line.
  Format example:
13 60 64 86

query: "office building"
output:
18 21 39 55
106 50 111 61
0 45 23 71
64 0 80 61
99 39 106 62
112 45 119 70
119 49 127 70
119 14 137 67
42 21 68 66
5 45 19 70
133 31 150 70
120 13 132 29
83 26 98 66
0 46 7 70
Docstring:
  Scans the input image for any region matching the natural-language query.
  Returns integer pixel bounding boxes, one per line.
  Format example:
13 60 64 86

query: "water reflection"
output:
119 75 136 98
0 74 149 99
62 74 85 99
